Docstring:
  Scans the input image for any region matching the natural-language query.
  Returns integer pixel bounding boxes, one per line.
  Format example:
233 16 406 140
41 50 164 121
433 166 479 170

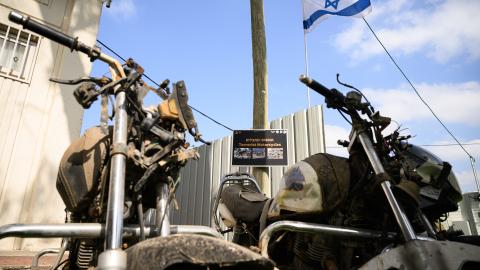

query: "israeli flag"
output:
303 0 372 32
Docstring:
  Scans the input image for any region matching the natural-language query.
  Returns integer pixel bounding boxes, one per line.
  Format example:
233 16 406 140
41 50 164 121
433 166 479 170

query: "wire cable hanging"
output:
96 39 235 132
326 143 480 149
362 18 480 194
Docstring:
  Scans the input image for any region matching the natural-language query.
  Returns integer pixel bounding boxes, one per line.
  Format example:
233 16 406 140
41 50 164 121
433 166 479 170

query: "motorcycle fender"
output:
126 234 274 270
360 240 480 270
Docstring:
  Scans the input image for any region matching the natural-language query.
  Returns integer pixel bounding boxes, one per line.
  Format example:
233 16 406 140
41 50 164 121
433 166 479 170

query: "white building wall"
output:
0 0 102 250
461 192 480 235
443 192 480 236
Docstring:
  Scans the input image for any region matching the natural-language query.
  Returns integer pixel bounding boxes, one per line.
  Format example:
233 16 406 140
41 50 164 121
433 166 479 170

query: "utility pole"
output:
250 0 270 196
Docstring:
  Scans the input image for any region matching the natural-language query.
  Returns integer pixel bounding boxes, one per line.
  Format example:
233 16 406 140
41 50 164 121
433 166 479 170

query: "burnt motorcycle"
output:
213 75 480 269
0 11 274 270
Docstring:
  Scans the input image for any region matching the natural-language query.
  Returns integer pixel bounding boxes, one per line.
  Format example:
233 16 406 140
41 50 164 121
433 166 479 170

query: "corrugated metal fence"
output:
170 105 325 226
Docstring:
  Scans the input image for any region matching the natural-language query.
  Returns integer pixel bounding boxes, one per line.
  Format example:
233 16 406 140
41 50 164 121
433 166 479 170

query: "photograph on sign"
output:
231 129 288 166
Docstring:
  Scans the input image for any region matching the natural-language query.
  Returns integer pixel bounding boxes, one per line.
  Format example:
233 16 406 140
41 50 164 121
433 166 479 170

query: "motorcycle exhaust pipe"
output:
259 221 397 258
0 223 221 239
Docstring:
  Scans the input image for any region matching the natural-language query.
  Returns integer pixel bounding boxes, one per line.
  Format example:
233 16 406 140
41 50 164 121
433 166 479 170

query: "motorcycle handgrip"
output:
9 11 90 55
299 75 335 99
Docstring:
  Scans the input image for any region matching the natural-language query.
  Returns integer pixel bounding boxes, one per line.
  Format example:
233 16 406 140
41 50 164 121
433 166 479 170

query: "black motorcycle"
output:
213 75 480 270
0 11 274 270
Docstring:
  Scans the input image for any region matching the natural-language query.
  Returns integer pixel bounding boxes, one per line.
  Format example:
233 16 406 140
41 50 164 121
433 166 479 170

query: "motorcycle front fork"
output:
98 84 129 270
156 181 171 237
356 132 417 242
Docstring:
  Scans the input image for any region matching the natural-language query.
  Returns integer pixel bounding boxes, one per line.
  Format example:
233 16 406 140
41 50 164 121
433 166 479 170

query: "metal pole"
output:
418 210 437 239
301 0 311 108
357 133 386 174
104 89 129 250
156 182 171 237
250 0 270 197
303 33 311 108
0 223 104 239
0 223 221 240
97 88 129 270
357 133 417 242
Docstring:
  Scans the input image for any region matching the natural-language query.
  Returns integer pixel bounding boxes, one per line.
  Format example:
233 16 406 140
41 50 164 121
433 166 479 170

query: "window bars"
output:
0 22 39 83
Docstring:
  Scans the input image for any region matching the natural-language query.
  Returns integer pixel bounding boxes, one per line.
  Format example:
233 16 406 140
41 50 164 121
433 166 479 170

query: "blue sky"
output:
84 0 480 193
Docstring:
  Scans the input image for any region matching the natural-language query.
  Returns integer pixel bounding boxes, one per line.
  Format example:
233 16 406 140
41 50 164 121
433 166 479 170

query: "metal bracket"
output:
111 143 128 156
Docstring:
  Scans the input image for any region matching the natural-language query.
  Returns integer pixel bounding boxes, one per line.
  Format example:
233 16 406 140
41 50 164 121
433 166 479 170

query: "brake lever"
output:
189 128 211 145
97 77 128 94
198 136 211 145
50 76 111 86
74 77 127 109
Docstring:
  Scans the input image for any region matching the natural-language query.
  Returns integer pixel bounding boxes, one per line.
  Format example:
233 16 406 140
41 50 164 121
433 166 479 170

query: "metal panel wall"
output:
170 105 325 226
270 119 283 196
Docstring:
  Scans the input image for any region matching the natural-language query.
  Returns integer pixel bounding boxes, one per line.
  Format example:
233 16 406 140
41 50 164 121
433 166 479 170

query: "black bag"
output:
221 184 268 224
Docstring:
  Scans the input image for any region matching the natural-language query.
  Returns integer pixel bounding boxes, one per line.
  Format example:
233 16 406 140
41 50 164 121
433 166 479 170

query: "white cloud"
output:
104 0 137 20
455 170 479 193
425 139 480 162
335 0 480 63
324 124 350 157
362 81 480 126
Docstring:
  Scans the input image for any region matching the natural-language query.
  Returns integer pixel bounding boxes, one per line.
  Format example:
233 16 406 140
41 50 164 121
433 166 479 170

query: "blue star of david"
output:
325 0 340 10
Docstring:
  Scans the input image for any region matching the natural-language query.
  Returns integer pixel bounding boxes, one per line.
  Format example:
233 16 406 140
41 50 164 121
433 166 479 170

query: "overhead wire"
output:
95 39 234 132
361 18 473 160
362 17 480 194
98 36 480 150
98 33 480 192
326 142 480 149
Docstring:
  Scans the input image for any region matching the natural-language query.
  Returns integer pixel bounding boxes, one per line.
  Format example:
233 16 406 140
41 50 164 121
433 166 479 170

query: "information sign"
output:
231 129 288 166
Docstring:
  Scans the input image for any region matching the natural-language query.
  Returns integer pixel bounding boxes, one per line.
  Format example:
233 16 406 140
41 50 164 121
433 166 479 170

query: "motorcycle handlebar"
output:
299 74 334 99
299 74 348 110
9 11 92 56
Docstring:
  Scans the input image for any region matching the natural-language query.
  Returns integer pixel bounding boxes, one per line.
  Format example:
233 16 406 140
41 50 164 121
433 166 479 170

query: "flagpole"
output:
301 1 311 108
303 32 311 108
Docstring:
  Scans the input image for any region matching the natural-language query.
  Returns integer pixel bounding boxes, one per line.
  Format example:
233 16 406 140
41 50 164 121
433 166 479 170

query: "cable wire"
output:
96 39 127 62
189 105 234 131
362 18 474 161
362 18 479 194
419 143 480 147
363 18 479 194
95 39 234 132
326 142 480 149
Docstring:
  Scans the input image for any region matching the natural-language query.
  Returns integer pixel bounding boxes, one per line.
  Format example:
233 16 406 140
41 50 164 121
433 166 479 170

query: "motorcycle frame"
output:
254 76 423 261
4 11 221 270
355 132 417 242
96 53 130 269
0 223 221 239
0 45 131 267
257 119 418 248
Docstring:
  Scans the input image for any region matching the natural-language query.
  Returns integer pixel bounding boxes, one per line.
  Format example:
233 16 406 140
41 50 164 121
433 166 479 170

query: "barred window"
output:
0 22 40 83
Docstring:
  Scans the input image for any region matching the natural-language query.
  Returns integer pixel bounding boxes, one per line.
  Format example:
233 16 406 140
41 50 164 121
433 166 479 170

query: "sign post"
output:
250 0 270 195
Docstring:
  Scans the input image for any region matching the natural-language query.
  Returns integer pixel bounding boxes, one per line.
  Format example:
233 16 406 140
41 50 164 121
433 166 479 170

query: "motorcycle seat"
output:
220 184 269 225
